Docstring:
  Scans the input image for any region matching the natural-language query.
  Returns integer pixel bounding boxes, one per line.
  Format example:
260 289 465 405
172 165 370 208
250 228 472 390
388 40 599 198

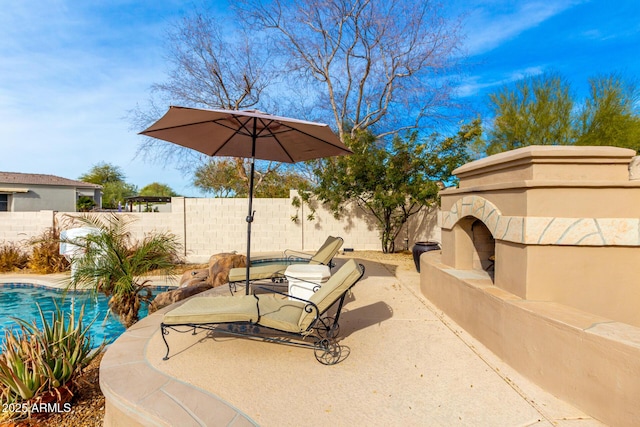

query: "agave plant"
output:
66 213 181 327
0 300 101 420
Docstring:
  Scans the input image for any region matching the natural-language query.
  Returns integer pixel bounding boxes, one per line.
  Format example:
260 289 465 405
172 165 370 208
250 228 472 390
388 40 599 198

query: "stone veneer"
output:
442 195 640 246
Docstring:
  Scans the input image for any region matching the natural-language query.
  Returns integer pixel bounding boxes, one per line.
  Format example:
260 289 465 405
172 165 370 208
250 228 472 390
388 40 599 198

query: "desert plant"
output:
0 301 101 420
67 213 181 327
0 242 30 272
28 227 69 274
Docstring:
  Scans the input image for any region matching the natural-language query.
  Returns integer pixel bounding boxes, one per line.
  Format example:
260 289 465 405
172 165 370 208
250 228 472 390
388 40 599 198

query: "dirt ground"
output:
1 251 414 426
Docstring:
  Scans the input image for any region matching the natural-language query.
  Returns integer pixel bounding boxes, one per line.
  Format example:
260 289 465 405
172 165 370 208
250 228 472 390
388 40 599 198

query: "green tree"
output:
430 118 483 184
139 182 180 197
66 214 181 328
79 162 126 184
194 159 308 198
101 182 137 210
258 169 308 198
312 124 475 253
576 74 640 151
79 163 137 209
485 73 640 155
193 159 246 197
486 73 574 155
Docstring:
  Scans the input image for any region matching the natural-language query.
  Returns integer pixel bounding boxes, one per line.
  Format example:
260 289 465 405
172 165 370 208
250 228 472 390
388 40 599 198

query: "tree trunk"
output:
109 294 141 329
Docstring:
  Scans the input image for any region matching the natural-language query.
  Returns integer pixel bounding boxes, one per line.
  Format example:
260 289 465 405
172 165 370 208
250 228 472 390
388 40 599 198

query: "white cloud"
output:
0 1 204 195
456 66 546 98
461 0 588 55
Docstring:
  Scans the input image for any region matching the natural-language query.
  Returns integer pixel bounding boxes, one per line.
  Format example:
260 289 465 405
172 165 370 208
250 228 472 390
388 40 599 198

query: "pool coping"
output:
0 273 177 290
99 286 256 426
0 273 71 289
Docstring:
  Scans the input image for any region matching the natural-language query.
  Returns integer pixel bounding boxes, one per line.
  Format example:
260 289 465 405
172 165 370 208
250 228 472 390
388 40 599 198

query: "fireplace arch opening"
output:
471 219 495 272
454 216 495 280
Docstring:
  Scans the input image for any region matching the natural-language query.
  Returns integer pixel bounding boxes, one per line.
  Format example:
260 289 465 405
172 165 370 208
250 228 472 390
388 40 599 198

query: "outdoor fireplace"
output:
437 145 640 325
420 145 640 427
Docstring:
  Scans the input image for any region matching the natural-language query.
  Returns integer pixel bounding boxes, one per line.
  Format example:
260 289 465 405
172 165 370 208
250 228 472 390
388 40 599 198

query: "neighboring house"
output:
0 172 102 212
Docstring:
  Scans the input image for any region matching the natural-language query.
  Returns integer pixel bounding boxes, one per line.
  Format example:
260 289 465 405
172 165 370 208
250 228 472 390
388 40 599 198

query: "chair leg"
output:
161 324 171 360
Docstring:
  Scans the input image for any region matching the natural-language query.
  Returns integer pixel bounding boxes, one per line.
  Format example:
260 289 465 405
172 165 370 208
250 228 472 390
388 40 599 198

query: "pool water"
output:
0 284 168 347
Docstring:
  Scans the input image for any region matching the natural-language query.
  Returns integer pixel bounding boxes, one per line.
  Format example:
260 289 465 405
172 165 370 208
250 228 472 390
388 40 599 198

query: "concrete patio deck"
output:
98 255 605 426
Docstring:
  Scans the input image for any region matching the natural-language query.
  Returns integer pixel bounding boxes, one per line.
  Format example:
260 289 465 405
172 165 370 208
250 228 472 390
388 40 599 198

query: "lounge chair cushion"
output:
227 264 287 283
309 236 343 265
256 296 307 333
163 296 259 325
298 259 362 330
163 294 307 333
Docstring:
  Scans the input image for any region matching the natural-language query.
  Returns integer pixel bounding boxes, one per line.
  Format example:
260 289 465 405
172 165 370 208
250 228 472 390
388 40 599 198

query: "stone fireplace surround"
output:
421 146 640 427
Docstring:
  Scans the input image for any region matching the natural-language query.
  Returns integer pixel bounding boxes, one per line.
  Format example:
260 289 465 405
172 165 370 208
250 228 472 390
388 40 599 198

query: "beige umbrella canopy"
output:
140 106 352 292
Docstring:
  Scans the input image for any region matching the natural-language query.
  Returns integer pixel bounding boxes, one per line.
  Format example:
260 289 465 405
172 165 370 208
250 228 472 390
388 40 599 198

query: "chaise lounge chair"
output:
227 235 344 294
161 259 365 365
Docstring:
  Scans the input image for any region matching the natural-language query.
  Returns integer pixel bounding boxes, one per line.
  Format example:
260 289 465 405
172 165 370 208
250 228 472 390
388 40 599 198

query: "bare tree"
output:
131 6 279 187
236 0 464 140
156 11 269 110
132 1 464 192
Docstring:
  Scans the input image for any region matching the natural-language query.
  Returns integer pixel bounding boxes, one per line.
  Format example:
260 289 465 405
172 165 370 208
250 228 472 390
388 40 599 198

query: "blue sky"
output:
1 0 638 197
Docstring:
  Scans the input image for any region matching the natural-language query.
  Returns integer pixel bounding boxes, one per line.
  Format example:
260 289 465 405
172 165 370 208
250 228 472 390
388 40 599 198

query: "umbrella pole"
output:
246 117 257 295
245 156 255 294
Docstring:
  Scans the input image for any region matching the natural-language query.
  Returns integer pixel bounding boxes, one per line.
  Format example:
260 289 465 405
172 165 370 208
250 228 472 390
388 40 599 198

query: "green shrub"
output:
28 228 69 274
76 196 96 212
0 242 29 272
0 301 102 420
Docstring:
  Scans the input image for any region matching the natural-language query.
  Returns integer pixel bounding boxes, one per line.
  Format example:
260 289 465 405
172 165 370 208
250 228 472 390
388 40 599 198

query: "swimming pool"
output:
0 284 172 347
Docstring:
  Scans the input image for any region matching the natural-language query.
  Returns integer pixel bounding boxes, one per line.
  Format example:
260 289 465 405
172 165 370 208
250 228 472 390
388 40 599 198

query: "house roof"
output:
0 172 102 189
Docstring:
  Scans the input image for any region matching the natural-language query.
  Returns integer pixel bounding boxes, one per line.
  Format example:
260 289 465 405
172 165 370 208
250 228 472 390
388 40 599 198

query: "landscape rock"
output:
149 252 247 313
179 268 209 287
149 282 214 313
207 252 246 287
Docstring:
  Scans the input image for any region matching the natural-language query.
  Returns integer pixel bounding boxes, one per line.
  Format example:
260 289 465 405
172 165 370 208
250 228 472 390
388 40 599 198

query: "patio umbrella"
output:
140 106 352 293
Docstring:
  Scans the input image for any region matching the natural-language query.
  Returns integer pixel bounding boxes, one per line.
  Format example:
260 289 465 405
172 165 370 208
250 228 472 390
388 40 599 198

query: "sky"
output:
1 0 638 197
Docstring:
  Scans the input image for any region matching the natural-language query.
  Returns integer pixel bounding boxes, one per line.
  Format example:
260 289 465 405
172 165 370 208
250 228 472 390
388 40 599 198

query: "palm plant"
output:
66 213 181 328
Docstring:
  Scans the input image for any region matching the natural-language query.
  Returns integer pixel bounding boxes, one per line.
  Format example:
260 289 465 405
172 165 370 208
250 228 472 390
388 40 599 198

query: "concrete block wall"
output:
0 211 56 243
58 212 184 245
0 195 440 263
300 202 378 252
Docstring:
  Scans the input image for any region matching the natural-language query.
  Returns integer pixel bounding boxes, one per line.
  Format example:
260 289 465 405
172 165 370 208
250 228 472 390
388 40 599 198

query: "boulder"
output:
148 252 247 313
179 268 209 287
208 253 246 288
148 282 213 313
